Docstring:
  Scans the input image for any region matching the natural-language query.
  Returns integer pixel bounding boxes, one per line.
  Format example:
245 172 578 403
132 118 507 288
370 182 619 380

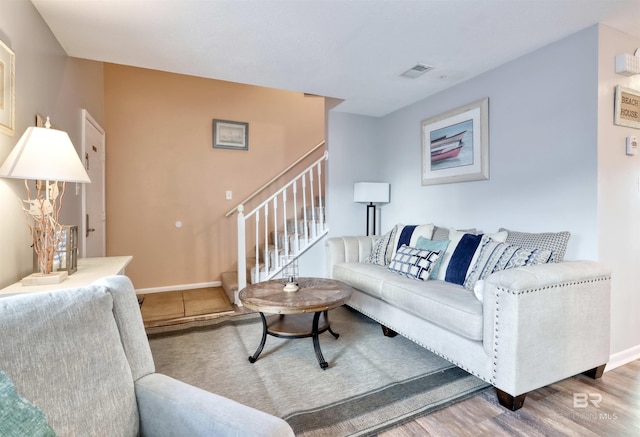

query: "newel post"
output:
237 204 247 301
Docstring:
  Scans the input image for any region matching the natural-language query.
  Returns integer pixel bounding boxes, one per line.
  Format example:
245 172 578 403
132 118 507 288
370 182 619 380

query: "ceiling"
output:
31 0 640 117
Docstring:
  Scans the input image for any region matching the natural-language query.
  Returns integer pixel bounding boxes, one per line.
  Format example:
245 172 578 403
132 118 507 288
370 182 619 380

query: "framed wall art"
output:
213 119 248 150
0 39 15 136
614 85 640 129
421 97 489 185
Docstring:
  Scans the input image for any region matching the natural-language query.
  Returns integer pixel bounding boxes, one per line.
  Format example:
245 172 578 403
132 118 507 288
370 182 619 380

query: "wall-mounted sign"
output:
614 85 640 129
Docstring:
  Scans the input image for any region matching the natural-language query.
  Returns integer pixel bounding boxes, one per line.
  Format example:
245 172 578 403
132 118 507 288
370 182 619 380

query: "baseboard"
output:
136 281 222 295
605 345 640 372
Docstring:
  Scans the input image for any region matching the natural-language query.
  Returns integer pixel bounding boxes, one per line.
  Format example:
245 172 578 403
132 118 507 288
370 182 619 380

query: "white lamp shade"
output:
0 126 90 183
354 182 390 203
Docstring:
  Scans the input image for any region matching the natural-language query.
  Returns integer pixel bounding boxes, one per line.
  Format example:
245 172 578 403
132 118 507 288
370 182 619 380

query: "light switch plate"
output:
627 136 638 155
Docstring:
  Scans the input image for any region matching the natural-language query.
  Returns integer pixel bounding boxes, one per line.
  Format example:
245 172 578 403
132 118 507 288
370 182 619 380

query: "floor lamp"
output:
354 182 390 236
0 117 91 285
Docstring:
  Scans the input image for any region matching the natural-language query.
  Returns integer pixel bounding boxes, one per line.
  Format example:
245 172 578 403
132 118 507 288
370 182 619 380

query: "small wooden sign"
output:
614 85 640 129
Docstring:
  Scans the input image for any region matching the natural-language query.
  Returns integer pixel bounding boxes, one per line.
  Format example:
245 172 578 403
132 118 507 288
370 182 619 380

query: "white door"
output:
81 109 106 257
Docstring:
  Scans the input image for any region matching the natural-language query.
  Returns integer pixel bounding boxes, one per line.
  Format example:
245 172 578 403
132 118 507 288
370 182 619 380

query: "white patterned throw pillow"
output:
464 237 555 291
365 225 400 266
387 245 441 281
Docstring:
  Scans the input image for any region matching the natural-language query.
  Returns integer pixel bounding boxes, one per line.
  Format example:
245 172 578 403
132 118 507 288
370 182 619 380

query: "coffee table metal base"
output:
248 310 339 369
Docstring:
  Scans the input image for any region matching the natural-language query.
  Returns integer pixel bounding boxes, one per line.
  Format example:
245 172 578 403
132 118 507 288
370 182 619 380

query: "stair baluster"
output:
236 205 246 293
227 150 328 306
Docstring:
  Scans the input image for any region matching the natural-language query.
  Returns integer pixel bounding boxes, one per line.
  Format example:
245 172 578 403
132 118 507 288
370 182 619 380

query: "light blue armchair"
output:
0 275 294 436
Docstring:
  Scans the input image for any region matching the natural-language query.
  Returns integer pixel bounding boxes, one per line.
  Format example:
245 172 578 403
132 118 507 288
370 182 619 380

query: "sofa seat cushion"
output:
380 277 483 341
333 262 409 300
333 263 483 341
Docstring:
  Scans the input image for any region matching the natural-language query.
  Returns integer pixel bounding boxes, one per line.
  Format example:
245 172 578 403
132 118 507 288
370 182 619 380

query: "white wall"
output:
328 26 600 257
376 26 600 261
597 25 640 362
327 24 640 363
0 0 103 288
326 111 384 238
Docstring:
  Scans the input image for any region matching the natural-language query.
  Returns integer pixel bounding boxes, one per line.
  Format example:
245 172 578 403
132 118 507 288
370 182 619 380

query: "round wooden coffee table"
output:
239 277 352 369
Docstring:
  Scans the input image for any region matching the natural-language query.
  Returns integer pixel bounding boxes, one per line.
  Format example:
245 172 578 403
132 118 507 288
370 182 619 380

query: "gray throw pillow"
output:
500 228 570 262
432 226 478 241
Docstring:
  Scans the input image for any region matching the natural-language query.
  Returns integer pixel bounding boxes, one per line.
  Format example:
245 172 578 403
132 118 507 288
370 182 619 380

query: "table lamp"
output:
0 117 91 285
353 182 390 236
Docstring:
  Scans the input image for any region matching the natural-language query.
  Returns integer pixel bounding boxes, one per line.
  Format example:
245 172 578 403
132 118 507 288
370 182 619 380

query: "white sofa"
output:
325 226 611 410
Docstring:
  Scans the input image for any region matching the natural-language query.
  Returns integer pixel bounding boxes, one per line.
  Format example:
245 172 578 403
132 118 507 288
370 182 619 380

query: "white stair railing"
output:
233 151 328 304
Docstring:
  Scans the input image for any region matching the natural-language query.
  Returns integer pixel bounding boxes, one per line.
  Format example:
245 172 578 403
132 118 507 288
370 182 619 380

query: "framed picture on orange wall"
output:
213 119 249 150
0 38 15 136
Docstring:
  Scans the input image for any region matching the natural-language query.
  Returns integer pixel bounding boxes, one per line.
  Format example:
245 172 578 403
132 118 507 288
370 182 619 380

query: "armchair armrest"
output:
135 373 294 437
482 261 611 397
325 236 379 277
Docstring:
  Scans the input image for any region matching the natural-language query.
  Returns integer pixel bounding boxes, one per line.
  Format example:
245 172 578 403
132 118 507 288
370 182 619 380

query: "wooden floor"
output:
380 359 640 436
140 291 639 435
138 287 234 328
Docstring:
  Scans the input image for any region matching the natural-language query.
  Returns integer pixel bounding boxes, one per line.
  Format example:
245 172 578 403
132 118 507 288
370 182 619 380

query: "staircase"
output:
221 143 328 306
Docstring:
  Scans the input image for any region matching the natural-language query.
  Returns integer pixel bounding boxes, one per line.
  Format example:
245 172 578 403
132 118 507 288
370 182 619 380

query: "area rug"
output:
147 306 490 436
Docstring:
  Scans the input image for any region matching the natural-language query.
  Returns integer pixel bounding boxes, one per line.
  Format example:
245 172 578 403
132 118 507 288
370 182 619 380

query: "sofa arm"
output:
136 373 294 437
325 236 379 278
482 261 611 397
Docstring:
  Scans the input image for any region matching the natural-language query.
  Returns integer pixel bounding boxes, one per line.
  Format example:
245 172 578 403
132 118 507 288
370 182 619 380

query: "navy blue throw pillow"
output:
445 234 483 285
395 225 418 250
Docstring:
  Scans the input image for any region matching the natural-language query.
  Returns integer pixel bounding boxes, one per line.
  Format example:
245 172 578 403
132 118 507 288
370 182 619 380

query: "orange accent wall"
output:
103 64 325 289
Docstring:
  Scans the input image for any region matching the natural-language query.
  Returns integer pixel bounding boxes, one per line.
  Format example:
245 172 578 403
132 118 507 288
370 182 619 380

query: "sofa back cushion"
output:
0 287 139 436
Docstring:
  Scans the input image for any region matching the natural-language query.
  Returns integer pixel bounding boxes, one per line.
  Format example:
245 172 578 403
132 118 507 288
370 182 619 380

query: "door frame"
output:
81 109 106 257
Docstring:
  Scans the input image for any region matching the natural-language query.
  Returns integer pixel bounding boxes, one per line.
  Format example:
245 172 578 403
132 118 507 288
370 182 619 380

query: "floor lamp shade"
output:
354 182 390 236
353 182 390 204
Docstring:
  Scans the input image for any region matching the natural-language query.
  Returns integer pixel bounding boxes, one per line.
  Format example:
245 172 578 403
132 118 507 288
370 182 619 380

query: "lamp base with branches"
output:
19 179 69 286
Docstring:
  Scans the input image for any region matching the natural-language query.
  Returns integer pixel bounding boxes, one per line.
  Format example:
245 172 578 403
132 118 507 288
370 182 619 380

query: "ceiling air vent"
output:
400 63 434 79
